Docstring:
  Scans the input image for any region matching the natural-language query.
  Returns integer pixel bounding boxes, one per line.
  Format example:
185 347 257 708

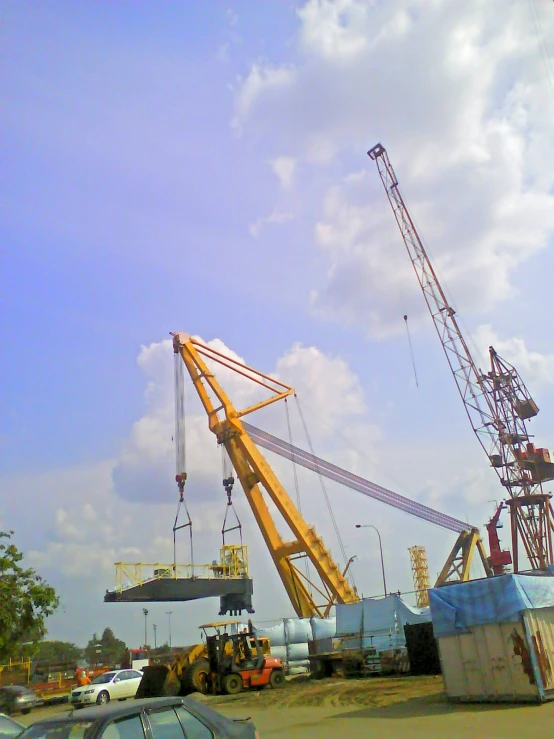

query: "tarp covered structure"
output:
429 574 554 638
254 617 336 671
336 594 429 635
336 594 430 652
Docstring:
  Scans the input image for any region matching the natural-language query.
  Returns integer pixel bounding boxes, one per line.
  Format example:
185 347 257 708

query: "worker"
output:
76 667 91 687
237 635 252 663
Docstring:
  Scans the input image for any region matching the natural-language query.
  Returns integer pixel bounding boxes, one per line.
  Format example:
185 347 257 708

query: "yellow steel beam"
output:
172 332 360 618
434 529 493 587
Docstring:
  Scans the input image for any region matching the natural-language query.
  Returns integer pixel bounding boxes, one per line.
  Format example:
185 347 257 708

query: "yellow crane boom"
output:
171 332 359 618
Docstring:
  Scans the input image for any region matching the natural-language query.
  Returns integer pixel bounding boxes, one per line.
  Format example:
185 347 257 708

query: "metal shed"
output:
429 574 554 703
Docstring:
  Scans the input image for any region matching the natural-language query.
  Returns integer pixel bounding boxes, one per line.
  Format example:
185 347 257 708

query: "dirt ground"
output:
201 673 445 709
19 674 554 739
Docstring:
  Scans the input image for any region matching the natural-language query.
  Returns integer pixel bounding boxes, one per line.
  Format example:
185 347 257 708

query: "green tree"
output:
0 531 59 661
34 640 82 666
85 628 127 667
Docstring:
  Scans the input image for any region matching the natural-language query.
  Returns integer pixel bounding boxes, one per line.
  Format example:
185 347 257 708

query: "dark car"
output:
18 696 258 739
0 688 37 717
0 714 25 739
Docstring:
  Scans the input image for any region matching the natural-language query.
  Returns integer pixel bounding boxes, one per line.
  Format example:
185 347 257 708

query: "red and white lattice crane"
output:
368 143 554 573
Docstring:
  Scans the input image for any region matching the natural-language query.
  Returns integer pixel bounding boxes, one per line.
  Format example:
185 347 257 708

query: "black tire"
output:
269 669 286 689
21 709 31 715
223 674 243 695
181 660 209 695
96 691 110 705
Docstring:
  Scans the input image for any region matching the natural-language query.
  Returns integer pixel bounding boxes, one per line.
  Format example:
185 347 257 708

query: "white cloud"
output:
216 43 230 63
232 0 554 336
275 343 367 426
232 64 296 134
269 156 297 189
226 8 239 28
297 0 372 61
249 208 293 238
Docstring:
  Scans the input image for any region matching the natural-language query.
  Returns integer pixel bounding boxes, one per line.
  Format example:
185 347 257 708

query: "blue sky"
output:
2 0 554 649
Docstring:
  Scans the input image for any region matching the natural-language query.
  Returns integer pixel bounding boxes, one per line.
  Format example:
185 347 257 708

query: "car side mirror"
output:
113 677 120 683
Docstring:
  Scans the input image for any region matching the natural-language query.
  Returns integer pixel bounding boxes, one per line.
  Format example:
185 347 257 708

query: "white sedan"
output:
70 669 143 707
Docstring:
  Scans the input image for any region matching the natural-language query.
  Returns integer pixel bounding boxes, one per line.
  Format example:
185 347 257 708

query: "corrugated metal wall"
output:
523 607 554 692
438 620 539 701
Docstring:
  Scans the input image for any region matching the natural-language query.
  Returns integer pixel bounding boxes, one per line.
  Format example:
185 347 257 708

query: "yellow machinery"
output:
137 621 271 696
172 332 494 615
172 332 359 618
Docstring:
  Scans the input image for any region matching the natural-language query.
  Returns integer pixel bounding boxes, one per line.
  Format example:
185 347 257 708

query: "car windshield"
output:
0 716 24 737
19 721 94 739
91 672 116 685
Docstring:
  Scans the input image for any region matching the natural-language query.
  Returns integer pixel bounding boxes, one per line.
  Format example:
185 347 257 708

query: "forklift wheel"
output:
223 674 243 695
269 669 286 688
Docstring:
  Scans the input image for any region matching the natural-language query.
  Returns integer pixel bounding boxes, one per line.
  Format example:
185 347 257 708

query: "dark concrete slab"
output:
104 577 254 615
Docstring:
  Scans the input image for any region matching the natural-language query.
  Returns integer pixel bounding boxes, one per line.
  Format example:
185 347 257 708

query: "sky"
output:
2 0 554 650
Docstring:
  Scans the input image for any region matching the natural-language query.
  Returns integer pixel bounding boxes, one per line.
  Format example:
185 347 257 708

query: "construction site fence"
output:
0 658 31 671
0 658 31 686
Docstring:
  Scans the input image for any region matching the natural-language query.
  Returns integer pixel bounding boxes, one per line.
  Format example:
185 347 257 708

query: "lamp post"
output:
355 524 387 597
142 608 149 647
166 611 173 649
153 624 157 649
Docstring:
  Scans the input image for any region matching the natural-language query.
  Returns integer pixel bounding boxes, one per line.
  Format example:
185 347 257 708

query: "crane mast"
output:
171 332 359 618
368 143 554 572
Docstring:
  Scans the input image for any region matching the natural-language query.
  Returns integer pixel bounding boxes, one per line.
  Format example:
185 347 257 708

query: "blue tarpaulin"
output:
429 574 554 638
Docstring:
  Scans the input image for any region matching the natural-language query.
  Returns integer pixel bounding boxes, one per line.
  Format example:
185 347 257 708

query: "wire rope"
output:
285 398 312 591
294 396 357 595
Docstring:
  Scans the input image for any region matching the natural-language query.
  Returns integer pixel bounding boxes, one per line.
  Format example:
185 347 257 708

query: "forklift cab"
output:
206 628 264 675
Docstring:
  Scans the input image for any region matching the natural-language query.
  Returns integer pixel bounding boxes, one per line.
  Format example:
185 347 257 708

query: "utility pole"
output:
153 624 157 649
355 524 387 596
142 608 149 647
166 611 172 649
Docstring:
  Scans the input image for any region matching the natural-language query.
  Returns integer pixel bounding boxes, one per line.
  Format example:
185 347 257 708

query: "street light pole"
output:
142 608 149 647
166 611 173 649
153 624 157 649
355 524 387 597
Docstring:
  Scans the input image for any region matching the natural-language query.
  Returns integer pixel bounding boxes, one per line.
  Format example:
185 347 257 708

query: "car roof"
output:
0 713 25 727
0 685 31 693
30 697 249 733
32 697 197 725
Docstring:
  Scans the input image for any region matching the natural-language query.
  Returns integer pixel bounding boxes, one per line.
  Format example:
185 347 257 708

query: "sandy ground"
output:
16 675 554 739
204 674 445 708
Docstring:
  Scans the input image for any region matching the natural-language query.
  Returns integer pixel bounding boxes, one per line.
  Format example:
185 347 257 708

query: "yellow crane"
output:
170 331 494 619
172 332 359 618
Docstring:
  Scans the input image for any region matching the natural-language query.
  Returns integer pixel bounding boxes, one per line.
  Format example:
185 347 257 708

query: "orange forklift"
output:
205 622 285 695
137 620 285 698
